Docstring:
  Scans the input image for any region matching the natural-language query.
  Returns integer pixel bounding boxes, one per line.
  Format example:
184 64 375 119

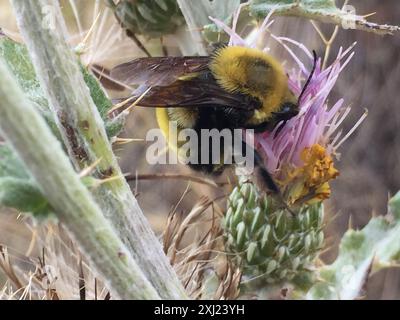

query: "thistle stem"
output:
11 0 186 299
0 57 159 300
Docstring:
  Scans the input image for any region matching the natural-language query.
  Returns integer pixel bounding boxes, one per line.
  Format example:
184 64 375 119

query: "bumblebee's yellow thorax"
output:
210 46 290 124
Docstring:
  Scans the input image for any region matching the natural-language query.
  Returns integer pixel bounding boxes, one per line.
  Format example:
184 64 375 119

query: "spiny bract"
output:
111 0 184 37
223 179 325 284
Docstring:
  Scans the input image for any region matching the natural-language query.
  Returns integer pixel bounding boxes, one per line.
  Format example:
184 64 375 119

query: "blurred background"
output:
0 0 399 299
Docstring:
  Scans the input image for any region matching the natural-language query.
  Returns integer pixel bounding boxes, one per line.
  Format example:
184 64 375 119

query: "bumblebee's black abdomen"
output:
185 106 247 175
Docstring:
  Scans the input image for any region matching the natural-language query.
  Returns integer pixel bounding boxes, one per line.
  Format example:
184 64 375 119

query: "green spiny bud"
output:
266 259 277 275
236 221 246 249
223 180 325 284
247 242 258 263
109 0 184 38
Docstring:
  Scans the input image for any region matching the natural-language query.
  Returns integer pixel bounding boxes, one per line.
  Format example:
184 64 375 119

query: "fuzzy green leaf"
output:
81 66 125 138
248 0 400 35
0 144 30 180
0 35 123 218
82 66 113 119
177 0 240 53
180 0 240 29
0 177 52 218
0 35 48 109
207 0 241 21
0 34 123 139
389 191 400 220
201 0 246 44
0 145 53 218
0 34 57 134
307 194 400 300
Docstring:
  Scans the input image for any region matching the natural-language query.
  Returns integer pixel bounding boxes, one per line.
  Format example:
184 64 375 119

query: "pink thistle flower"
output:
210 10 367 204
257 45 362 173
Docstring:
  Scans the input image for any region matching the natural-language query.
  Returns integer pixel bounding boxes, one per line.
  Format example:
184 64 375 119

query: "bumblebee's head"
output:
267 100 299 130
266 50 318 134
210 46 299 127
210 46 317 133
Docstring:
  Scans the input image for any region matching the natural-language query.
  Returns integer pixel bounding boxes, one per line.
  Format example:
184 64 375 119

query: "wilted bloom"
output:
210 10 367 206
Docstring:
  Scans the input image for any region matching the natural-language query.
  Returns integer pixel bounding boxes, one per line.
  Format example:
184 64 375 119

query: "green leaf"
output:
180 0 240 29
104 115 126 139
81 65 113 119
203 5 254 44
307 194 400 300
81 66 125 138
0 145 53 218
250 0 337 13
0 35 122 219
199 0 245 44
0 144 30 180
248 0 400 35
0 35 48 109
207 0 241 21
0 177 52 218
0 34 123 139
177 0 241 53
0 34 58 135
389 191 400 220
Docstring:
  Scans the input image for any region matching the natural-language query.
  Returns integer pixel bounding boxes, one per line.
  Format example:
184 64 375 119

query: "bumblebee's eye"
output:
271 102 299 137
274 102 299 121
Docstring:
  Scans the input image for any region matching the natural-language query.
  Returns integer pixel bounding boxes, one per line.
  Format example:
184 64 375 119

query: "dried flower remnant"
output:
285 144 339 205
0 223 110 300
162 196 230 299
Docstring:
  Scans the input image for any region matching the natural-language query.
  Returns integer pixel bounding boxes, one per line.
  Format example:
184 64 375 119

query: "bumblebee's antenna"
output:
298 50 318 105
273 51 318 139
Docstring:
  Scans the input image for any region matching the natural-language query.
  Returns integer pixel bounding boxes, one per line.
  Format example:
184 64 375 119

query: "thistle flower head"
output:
212 8 367 288
210 11 366 205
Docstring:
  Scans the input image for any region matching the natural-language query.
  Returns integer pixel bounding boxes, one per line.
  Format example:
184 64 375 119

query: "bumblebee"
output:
111 46 315 194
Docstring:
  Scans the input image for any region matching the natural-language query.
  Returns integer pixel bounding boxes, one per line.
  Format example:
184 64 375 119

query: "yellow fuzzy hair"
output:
156 108 187 157
210 46 291 123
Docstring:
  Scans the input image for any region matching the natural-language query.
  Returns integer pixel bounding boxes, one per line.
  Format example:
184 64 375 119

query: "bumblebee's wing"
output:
136 79 257 111
111 56 260 112
110 56 210 88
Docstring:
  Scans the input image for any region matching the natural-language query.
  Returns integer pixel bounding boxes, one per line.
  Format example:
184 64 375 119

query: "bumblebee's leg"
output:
252 146 280 193
241 141 295 215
